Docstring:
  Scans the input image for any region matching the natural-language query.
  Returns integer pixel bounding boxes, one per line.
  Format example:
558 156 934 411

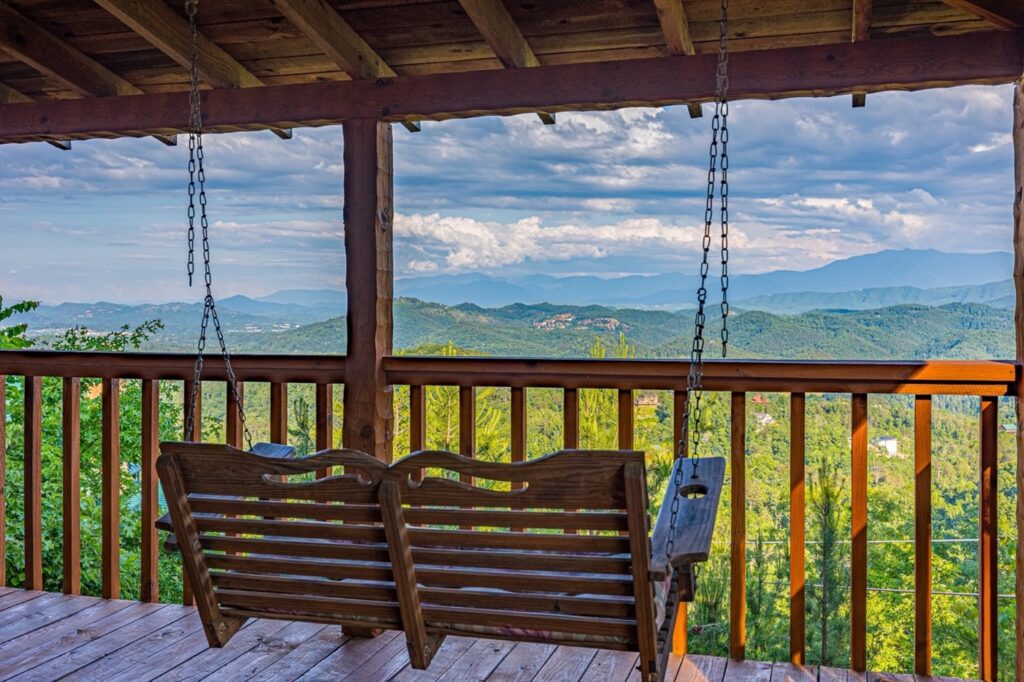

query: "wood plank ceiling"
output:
0 0 1009 144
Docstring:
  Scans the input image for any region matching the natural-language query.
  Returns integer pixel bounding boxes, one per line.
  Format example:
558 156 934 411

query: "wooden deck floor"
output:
0 587 972 681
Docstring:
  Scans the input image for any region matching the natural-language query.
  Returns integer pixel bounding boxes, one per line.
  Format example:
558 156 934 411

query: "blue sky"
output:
0 84 1015 304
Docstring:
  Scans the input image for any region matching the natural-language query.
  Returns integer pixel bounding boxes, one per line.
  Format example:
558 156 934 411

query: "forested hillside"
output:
0 296 1018 678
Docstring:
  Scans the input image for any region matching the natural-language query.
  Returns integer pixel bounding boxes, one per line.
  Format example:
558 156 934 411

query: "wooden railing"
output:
0 350 1017 679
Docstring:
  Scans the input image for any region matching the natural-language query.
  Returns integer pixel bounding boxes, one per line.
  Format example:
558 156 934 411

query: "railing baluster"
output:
672 389 688 656
0 374 5 587
979 395 998 681
563 388 579 449
315 383 333 477
851 393 869 672
270 382 288 444
730 391 746 660
459 386 475 486
181 380 197 606
618 389 633 449
563 388 580 534
183 379 201 442
790 392 806 665
511 387 526 468
102 378 120 600
141 379 159 603
226 381 244 449
24 375 42 591
409 384 425 482
914 394 932 676
62 377 81 596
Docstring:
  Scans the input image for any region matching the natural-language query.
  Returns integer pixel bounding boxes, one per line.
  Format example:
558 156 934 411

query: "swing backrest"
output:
157 443 658 659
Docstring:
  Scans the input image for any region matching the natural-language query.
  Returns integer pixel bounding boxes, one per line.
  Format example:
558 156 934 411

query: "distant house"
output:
751 394 769 405
755 413 775 426
634 392 659 407
875 436 899 457
999 423 1017 434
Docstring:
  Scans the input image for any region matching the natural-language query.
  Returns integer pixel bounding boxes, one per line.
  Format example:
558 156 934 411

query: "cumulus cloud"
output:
0 84 1016 302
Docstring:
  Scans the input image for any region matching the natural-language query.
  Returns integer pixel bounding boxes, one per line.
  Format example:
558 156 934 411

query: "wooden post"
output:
790 392 806 665
1013 77 1024 682
23 376 42 591
62 377 81 596
979 396 999 681
729 392 746 661
140 379 159 603
851 393 869 672
342 119 394 462
914 395 932 676
102 378 120 600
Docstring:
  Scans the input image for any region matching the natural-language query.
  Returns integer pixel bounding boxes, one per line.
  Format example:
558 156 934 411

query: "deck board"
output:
0 591 984 681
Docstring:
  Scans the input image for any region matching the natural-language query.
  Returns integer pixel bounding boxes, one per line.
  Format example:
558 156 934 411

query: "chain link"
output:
665 0 730 565
183 0 252 450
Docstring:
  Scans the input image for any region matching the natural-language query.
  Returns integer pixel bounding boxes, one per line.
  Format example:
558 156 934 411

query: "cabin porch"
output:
0 588 975 681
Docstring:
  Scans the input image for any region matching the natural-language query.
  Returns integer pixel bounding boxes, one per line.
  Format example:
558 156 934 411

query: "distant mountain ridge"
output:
392 249 1013 308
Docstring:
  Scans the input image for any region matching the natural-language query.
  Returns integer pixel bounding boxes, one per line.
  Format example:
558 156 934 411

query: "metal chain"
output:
665 0 730 565
183 0 252 450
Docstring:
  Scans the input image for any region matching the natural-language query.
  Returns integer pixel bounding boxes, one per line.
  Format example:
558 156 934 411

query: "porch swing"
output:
156 2 728 681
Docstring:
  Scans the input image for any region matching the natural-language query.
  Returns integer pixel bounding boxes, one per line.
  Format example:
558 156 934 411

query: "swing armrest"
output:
649 456 725 580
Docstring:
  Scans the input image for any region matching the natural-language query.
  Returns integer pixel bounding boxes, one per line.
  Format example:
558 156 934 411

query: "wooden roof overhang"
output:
0 0 1021 145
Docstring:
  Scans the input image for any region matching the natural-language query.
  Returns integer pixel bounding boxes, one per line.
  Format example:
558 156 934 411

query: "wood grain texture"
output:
978 394 998 680
140 379 159 603
62 377 81 596
730 392 747 660
913 395 931 675
102 378 120 600
342 119 394 461
94 0 263 88
23 375 42 591
270 381 288 444
618 389 634 450
315 382 333 478
941 0 1024 28
850 393 868 672
852 0 873 41
1 31 1018 141
790 392 806 665
0 3 141 98
226 381 244 449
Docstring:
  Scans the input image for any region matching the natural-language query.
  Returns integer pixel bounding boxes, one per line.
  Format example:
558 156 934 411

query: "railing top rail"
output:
0 350 1016 396
384 356 1019 396
0 350 346 383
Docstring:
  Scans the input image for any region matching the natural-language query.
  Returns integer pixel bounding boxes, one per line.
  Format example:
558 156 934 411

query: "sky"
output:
0 83 1016 304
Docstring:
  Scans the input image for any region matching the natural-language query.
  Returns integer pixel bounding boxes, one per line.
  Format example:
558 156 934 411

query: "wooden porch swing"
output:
158 445 723 682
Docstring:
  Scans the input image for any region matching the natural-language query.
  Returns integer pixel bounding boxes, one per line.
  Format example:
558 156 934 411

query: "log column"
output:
342 119 394 461
1013 78 1024 682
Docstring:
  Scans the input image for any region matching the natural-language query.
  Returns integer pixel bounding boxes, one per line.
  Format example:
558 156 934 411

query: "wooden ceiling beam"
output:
273 0 419 132
940 0 1023 29
652 0 702 118
0 31 1019 143
458 0 555 124
93 0 290 140
851 0 872 107
94 0 260 89
0 3 140 98
0 81 33 105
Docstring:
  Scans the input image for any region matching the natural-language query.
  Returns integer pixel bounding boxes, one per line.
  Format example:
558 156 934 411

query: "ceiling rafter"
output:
93 0 290 140
273 0 420 132
652 0 703 118
940 0 1023 28
851 0 872 107
458 0 555 125
0 78 70 149
0 5 176 145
